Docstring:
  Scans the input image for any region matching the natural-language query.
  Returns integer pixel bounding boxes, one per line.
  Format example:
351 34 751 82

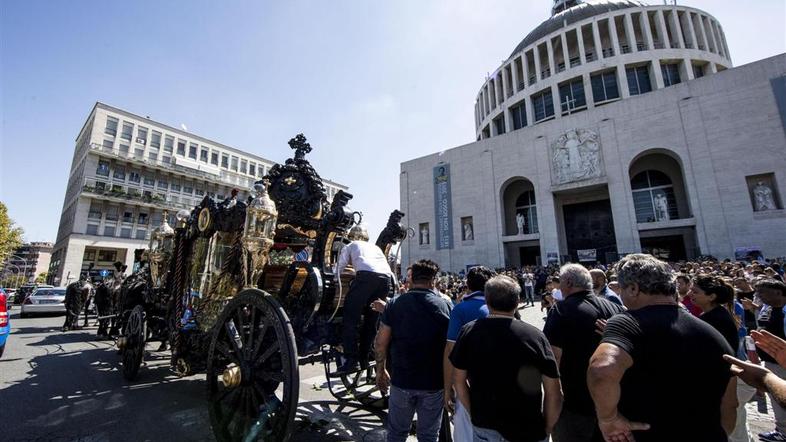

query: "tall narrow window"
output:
590 70 620 103
189 143 198 159
221 154 229 168
249 163 256 176
121 122 134 141
211 152 219 165
136 126 148 145
631 170 678 223
532 89 555 122
96 161 110 177
493 116 506 135
515 190 538 235
150 131 162 148
200 148 209 162
661 63 681 87
105 117 118 136
177 140 186 156
559 77 586 114
240 159 248 174
626 65 653 96
164 136 174 153
510 101 527 130
231 156 239 171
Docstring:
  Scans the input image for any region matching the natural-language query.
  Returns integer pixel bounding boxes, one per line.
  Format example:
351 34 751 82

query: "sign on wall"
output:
433 164 453 250
577 249 597 262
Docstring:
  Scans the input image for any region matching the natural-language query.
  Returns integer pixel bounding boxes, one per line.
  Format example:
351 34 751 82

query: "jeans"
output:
387 385 444 442
765 361 786 433
523 286 534 304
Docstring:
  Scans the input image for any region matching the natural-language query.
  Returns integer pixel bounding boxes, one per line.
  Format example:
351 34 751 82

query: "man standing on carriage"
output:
334 222 395 375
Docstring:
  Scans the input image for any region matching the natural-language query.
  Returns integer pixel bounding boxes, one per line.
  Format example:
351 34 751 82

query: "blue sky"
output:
1 0 785 242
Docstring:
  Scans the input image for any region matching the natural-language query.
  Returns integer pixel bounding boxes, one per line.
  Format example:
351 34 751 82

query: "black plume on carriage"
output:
264 134 329 236
193 191 248 237
375 210 407 250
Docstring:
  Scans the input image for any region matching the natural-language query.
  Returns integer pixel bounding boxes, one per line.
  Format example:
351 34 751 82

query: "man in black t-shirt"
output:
587 254 738 442
544 264 624 442
451 275 562 442
375 259 452 442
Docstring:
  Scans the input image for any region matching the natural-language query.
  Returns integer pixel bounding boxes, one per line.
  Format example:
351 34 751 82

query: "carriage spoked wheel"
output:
336 353 388 409
207 289 299 442
121 304 146 381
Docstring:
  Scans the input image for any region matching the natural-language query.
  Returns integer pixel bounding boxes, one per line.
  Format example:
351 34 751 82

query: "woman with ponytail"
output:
689 275 740 353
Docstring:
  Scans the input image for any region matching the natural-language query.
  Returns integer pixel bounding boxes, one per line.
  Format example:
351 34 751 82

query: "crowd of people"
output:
363 255 786 442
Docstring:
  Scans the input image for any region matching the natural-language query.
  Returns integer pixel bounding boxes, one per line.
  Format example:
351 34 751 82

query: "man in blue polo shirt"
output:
443 266 496 441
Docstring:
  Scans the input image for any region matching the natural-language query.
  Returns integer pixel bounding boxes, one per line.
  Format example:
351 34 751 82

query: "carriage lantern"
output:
242 180 278 287
148 211 176 286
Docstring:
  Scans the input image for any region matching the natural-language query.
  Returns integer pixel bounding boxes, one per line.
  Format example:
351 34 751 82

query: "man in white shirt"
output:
334 223 394 375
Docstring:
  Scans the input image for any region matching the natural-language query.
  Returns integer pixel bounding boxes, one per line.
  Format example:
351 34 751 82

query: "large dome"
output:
509 0 648 58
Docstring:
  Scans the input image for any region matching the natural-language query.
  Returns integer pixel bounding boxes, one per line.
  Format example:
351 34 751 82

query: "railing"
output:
653 41 665 49
557 62 566 73
585 52 596 62
81 177 195 211
602 47 615 57
90 143 226 184
621 45 632 54
636 42 648 51
569 57 581 68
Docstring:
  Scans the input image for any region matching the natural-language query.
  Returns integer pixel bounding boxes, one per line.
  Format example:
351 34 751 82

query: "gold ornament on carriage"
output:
242 180 278 287
148 211 176 286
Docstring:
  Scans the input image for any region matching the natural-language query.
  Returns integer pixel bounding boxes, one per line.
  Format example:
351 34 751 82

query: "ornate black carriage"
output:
114 134 407 441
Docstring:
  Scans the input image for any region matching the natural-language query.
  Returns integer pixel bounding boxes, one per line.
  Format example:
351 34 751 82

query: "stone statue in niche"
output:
516 212 525 235
654 193 670 221
551 128 604 185
463 221 474 241
420 225 430 245
753 181 778 211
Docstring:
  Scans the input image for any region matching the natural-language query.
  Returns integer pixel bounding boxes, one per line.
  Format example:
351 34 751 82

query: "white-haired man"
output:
334 223 394 375
589 268 623 306
543 263 624 442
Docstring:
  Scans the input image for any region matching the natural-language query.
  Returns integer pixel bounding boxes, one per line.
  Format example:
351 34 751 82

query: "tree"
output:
0 201 24 265
35 272 48 284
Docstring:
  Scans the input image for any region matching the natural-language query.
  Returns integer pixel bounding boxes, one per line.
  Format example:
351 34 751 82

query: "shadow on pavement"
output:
293 400 388 442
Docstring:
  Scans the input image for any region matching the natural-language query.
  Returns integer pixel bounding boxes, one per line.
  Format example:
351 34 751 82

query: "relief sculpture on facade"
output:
551 128 604 185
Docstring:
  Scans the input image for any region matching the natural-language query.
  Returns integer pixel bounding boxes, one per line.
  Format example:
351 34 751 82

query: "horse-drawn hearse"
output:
109 134 408 441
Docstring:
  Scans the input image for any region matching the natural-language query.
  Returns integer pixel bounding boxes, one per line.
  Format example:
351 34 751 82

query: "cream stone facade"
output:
400 1 786 271
51 103 347 285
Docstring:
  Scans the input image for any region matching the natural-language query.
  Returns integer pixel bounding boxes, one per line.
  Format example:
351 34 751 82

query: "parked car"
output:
15 284 53 305
0 289 9 357
20 287 67 318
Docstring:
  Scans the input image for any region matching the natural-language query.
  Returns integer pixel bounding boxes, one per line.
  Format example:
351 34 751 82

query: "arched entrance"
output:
500 178 540 266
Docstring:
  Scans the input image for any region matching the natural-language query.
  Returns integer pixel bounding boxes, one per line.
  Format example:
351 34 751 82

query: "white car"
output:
20 287 68 317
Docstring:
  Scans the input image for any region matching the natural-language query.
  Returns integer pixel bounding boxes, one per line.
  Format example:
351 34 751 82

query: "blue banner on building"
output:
433 164 453 250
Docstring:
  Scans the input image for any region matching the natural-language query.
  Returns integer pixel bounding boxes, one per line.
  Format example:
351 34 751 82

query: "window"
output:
661 63 681 87
83 250 96 261
493 116 506 135
217 194 225 201
240 159 248 174
559 77 586 113
105 206 119 221
157 179 168 190
626 65 653 96
693 64 705 79
98 250 117 262
631 170 678 223
95 181 107 190
134 148 144 159
591 71 620 103
195 189 205 196
177 140 186 156
162 155 171 164
137 127 148 144
532 89 555 122
189 143 198 159
119 144 129 155
200 148 209 162
86 224 99 235
249 163 256 176
164 136 174 153
143 175 155 186
129 171 141 183
88 202 102 220
230 156 239 171
103 226 116 237
461 217 474 241
148 152 158 161
211 152 219 165
151 131 162 148
122 211 134 223
510 101 527 130
515 190 538 234
120 227 132 238
258 166 265 178
135 229 147 240
96 161 110 177
171 182 181 192
419 223 430 245
102 139 114 151
138 212 148 225
113 166 126 180
105 117 118 136
221 154 229 168
121 122 133 141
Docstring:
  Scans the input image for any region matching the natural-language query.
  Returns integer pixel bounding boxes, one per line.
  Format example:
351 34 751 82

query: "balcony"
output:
81 177 194 211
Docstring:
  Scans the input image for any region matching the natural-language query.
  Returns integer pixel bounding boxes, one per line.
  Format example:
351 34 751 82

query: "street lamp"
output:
3 264 22 289
6 255 28 285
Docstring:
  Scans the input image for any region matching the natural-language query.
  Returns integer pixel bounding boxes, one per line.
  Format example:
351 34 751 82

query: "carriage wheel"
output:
121 304 146 381
207 289 299 442
336 351 388 409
